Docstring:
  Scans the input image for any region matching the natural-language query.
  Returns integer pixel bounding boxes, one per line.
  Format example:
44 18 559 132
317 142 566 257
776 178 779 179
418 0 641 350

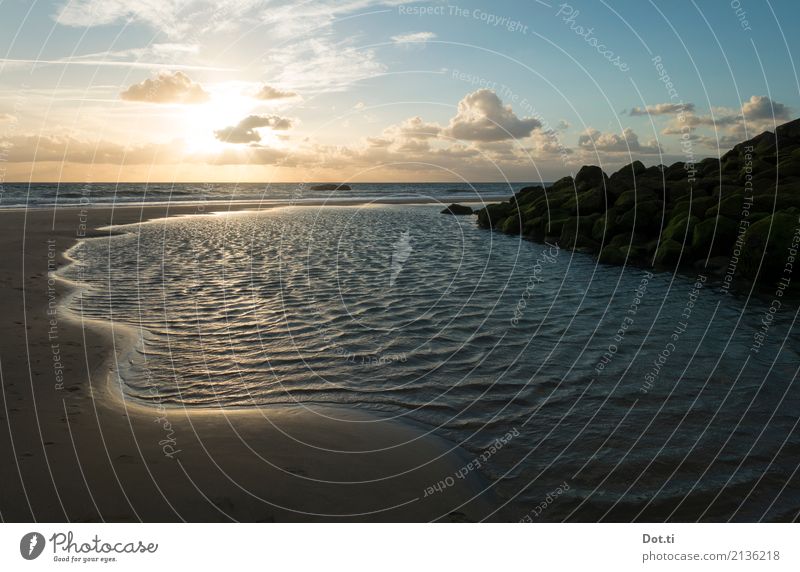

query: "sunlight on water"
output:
60 204 800 520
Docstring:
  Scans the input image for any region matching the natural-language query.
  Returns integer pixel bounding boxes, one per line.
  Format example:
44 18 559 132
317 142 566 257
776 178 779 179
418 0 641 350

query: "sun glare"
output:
181 86 255 155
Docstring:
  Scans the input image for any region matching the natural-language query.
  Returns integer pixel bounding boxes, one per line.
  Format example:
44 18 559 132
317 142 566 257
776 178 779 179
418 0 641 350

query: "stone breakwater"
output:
473 117 800 288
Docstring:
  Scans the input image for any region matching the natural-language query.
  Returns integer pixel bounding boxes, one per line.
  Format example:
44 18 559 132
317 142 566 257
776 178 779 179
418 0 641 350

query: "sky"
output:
0 0 798 183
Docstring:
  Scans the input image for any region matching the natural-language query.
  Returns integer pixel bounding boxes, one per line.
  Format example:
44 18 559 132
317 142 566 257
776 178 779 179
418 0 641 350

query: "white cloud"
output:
120 71 210 104
391 32 436 45
252 85 297 100
383 116 442 139
444 89 541 142
266 38 385 93
54 0 266 38
55 1 415 38
628 102 695 116
660 95 792 147
214 115 293 144
741 95 791 121
578 127 662 154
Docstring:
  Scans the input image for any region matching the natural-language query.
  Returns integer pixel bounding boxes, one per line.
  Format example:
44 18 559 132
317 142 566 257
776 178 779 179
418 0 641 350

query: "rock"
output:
670 195 716 219
614 189 658 209
599 245 627 265
441 203 474 215
470 116 800 286
515 185 546 200
708 192 744 218
564 187 607 215
697 157 720 177
550 176 575 191
610 160 647 184
691 217 738 257
560 214 600 248
615 200 663 234
664 162 689 181
702 256 732 276
574 165 607 191
501 214 521 234
309 183 352 191
662 214 700 243
664 181 691 203
476 203 514 228
740 211 800 280
655 239 684 265
776 117 800 141
591 207 622 241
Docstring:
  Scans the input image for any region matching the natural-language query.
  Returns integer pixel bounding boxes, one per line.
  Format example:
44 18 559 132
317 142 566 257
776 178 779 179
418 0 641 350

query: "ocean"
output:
0 182 522 208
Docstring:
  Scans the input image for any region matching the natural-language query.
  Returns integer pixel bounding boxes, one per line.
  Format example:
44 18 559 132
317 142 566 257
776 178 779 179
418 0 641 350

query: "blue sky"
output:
0 0 798 182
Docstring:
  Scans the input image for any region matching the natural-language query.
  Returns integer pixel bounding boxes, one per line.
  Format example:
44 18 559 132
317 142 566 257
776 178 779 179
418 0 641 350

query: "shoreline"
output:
0 202 501 522
0 195 504 213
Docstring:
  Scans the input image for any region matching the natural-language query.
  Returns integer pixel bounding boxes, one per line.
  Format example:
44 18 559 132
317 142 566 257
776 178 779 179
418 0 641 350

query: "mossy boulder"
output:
610 160 647 185
691 217 739 257
615 200 664 234
665 162 690 181
559 214 601 248
598 245 627 265
664 181 691 204
574 165 607 192
591 207 625 240
500 214 521 234
655 239 684 265
563 187 607 215
671 195 716 219
441 203 474 215
739 211 800 280
476 202 514 228
614 189 658 209
550 176 575 191
707 192 745 218
514 185 546 204
662 215 700 243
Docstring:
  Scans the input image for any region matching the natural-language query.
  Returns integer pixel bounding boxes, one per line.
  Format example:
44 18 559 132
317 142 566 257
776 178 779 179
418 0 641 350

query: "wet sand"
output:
0 201 498 522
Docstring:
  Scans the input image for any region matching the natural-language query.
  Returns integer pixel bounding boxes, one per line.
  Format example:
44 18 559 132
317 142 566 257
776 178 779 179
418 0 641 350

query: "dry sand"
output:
0 201 499 522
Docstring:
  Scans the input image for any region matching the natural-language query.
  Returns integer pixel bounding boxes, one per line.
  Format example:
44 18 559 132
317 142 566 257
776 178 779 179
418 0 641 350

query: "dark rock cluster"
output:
309 183 352 191
441 203 475 215
474 118 800 285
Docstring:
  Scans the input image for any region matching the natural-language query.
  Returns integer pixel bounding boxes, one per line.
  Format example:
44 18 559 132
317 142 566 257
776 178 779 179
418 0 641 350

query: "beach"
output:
0 202 498 522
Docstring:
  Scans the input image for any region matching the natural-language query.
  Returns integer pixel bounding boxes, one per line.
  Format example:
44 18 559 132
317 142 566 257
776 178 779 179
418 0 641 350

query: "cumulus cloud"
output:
629 102 695 116
391 31 436 45
214 115 293 144
741 95 791 121
578 127 662 154
253 85 297 100
383 116 441 139
445 89 541 142
660 95 792 147
120 71 210 103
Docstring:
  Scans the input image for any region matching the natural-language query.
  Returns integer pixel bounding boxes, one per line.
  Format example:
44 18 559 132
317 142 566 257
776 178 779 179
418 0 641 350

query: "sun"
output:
180 85 256 155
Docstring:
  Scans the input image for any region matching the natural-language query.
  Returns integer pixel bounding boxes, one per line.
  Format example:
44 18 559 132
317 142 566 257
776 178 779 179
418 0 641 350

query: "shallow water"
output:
61 204 800 521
